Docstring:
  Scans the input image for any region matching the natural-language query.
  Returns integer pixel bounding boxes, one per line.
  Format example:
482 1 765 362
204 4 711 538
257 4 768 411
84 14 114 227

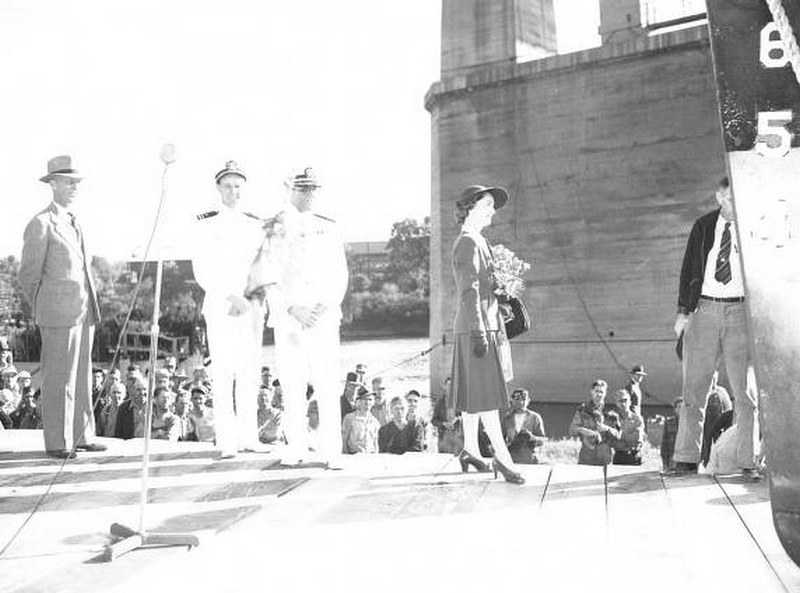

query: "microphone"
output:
159 143 177 165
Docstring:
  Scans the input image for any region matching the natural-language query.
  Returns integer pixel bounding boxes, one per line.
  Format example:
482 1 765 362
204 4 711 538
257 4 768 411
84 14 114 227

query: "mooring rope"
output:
765 0 800 86
370 339 442 379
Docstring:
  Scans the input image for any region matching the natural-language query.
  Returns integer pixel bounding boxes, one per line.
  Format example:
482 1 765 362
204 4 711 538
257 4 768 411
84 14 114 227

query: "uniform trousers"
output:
274 316 341 459
40 317 95 452
674 299 757 469
205 300 264 454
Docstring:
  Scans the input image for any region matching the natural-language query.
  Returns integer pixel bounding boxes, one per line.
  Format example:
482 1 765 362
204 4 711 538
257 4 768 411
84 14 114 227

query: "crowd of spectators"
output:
2 339 739 471
567 367 662 467
562 365 738 471
1 321 40 363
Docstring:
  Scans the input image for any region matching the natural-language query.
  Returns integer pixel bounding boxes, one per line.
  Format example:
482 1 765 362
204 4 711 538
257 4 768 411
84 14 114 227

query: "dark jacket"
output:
115 399 142 440
502 408 546 464
677 209 720 315
378 419 426 454
452 230 502 333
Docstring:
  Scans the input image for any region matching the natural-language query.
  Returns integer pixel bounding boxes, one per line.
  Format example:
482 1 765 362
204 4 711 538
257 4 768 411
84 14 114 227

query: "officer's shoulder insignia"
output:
313 213 336 223
196 210 219 221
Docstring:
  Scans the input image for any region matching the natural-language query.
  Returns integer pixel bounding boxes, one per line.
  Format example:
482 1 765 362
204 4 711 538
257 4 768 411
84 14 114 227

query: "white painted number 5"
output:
756 110 793 157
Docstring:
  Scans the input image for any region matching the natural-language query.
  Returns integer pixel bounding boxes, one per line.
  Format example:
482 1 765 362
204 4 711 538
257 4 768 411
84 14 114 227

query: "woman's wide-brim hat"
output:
39 155 84 183
457 185 509 210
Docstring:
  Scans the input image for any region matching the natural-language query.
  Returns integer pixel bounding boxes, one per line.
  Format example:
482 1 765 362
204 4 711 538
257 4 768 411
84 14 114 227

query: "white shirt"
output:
701 215 745 298
51 201 78 241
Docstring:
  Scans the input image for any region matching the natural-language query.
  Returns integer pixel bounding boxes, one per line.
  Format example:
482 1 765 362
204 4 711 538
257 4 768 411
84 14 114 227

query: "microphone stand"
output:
103 145 199 561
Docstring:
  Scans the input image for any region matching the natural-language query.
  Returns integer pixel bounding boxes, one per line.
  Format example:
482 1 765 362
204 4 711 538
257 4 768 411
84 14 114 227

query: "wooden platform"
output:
1 431 798 593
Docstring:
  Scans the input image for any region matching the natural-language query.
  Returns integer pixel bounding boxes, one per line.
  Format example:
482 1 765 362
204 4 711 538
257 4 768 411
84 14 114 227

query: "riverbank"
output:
262 327 429 344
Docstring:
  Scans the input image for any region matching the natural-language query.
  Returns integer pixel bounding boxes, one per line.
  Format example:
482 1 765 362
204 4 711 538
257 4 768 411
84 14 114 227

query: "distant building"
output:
346 241 389 282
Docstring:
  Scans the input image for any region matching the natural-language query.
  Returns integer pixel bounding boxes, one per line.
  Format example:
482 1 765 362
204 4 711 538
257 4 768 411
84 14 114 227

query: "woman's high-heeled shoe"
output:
458 450 491 473
493 457 525 485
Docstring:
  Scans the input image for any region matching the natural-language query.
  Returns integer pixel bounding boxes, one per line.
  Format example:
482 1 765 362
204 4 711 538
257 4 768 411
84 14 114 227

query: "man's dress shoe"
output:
76 443 108 452
46 449 77 459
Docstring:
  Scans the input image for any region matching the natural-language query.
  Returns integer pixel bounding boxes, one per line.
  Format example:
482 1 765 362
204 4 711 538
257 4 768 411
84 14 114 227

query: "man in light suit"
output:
19 155 104 459
267 168 348 466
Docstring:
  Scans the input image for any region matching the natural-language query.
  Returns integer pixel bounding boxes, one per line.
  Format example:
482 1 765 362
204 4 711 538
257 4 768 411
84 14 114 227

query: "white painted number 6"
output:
756 110 793 157
760 22 790 68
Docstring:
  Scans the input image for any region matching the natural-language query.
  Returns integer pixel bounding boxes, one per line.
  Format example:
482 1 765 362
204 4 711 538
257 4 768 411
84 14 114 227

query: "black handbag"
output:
499 294 531 340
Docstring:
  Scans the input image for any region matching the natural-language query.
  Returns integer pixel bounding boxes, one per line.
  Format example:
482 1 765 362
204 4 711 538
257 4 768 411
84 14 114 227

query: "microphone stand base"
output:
101 522 199 562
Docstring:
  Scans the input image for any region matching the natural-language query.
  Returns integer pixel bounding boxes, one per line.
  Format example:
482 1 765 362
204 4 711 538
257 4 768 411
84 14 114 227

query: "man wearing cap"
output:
669 176 757 479
19 155 104 459
10 372 40 430
193 160 266 458
267 167 348 466
623 364 649 414
341 387 379 454
339 371 360 419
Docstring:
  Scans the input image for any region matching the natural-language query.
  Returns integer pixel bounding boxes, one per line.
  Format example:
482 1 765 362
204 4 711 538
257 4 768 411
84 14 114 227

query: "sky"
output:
0 0 600 261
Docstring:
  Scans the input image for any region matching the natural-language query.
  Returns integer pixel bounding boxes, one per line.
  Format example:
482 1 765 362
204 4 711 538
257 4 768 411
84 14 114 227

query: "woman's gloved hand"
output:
471 331 489 358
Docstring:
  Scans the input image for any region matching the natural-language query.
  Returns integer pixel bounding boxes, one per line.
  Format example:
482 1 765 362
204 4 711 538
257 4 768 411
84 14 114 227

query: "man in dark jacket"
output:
669 176 758 479
115 379 147 440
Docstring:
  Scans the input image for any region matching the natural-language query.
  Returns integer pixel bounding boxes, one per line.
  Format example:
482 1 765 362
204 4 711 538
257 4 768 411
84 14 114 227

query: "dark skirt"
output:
450 330 511 413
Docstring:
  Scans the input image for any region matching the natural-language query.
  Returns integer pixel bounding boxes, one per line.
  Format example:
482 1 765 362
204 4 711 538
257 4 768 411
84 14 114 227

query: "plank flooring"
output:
0 431 798 593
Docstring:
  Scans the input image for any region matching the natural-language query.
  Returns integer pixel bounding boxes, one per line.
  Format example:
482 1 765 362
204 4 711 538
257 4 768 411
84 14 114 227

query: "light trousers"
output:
274 317 341 459
205 300 264 454
40 318 95 451
674 299 757 469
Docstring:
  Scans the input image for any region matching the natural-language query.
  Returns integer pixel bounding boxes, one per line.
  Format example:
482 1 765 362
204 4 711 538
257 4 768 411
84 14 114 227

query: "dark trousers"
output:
613 449 642 466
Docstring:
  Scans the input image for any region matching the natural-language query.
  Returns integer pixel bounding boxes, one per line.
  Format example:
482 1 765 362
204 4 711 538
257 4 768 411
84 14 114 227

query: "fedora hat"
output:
630 364 647 376
39 155 84 183
190 384 208 396
457 185 508 211
355 385 372 400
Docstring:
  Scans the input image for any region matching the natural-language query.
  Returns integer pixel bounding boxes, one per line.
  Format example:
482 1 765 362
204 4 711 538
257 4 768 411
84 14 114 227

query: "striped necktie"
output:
714 222 732 284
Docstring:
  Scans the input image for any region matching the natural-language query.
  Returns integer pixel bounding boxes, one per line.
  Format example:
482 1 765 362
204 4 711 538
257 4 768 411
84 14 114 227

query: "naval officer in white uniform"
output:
268 168 348 466
193 160 266 458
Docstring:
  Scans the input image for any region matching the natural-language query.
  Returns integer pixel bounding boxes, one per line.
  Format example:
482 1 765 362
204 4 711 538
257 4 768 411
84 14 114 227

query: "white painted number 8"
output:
760 22 790 68
756 111 793 157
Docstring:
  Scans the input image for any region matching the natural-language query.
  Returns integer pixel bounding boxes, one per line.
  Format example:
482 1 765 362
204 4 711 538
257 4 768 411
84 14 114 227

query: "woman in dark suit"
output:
449 185 524 484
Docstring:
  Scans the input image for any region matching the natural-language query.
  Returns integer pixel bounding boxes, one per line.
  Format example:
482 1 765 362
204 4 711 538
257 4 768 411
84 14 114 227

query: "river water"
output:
260 336 433 397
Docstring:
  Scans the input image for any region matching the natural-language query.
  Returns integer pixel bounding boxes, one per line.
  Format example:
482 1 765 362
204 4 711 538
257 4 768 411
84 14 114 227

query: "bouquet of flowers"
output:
491 244 531 299
260 211 287 241
491 244 532 339
245 211 288 301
